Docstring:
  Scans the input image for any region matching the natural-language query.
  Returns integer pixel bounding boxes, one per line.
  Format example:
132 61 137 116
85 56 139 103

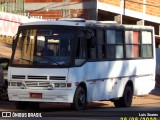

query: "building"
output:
24 0 160 47
24 0 95 20
0 0 24 15
1 0 160 43
0 0 38 58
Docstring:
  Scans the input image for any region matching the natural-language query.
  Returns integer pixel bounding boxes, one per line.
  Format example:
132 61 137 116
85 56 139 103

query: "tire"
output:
0 88 8 101
71 87 87 111
114 86 133 107
15 101 29 110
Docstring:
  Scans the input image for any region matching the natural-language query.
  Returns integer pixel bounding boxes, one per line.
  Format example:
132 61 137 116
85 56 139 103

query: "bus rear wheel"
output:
114 86 133 107
71 86 86 111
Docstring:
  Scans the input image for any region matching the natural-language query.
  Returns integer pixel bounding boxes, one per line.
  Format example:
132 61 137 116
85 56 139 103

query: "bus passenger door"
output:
85 29 98 101
73 31 87 84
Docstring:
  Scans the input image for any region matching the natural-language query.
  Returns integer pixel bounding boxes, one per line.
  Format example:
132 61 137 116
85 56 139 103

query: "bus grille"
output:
12 75 25 79
12 75 66 81
49 76 66 80
25 81 50 87
28 76 47 80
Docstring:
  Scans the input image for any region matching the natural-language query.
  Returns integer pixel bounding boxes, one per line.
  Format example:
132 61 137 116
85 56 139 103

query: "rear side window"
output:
106 30 124 59
125 31 140 58
141 31 152 58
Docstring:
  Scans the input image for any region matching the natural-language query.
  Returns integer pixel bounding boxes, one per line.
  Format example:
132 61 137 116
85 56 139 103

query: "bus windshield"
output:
12 28 74 66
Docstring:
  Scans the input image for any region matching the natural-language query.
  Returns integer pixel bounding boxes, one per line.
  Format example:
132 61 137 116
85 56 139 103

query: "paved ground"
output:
134 82 160 105
0 81 159 120
0 84 159 111
0 43 11 58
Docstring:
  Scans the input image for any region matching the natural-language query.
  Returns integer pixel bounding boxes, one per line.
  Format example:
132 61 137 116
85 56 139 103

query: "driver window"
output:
36 36 55 57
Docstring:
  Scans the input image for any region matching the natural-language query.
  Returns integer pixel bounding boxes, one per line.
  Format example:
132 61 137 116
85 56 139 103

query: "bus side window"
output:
76 32 85 58
97 29 105 59
87 29 97 60
75 31 85 65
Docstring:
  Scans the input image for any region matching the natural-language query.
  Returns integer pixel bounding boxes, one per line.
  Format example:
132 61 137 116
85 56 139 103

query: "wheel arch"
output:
113 80 134 108
71 82 88 110
77 82 87 95
124 80 134 95
74 82 87 101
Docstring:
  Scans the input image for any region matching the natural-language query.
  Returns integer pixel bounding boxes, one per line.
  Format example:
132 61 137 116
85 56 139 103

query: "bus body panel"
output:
8 67 76 103
85 59 155 80
66 58 155 102
8 89 74 103
8 67 69 78
85 59 155 101
8 58 155 103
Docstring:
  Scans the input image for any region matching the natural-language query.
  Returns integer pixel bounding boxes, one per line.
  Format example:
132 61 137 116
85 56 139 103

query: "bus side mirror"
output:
12 39 16 51
12 35 17 51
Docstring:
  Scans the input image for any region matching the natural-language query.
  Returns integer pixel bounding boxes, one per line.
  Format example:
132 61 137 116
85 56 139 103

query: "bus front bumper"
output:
8 88 74 103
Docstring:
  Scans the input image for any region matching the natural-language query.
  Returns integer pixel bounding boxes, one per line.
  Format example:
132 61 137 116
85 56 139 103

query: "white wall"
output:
0 12 42 36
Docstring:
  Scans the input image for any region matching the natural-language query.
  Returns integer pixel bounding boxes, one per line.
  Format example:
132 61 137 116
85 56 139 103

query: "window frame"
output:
141 31 153 59
125 30 141 59
104 28 154 61
105 29 125 60
86 28 98 61
97 29 106 60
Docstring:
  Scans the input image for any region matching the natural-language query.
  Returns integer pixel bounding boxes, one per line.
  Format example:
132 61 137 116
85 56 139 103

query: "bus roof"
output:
20 20 86 27
20 19 154 31
87 21 154 31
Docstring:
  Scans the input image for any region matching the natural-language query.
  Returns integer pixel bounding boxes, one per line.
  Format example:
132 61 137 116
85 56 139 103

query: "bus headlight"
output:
20 83 26 89
11 82 17 86
48 84 54 90
54 83 60 87
60 83 66 87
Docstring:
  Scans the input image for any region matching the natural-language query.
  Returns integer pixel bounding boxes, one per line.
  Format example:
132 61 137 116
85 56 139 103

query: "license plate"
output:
30 93 42 98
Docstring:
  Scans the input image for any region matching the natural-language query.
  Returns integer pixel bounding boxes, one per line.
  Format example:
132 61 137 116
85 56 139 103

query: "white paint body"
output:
8 59 155 103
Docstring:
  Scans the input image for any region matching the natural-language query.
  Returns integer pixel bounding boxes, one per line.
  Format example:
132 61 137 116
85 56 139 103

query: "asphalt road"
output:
0 94 160 120
0 83 159 120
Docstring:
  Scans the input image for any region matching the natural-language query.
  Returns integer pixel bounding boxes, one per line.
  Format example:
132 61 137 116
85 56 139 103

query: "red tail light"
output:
67 83 72 88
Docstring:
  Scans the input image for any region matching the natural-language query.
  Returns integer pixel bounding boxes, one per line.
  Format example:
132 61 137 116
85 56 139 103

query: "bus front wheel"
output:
114 86 133 107
71 86 86 111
